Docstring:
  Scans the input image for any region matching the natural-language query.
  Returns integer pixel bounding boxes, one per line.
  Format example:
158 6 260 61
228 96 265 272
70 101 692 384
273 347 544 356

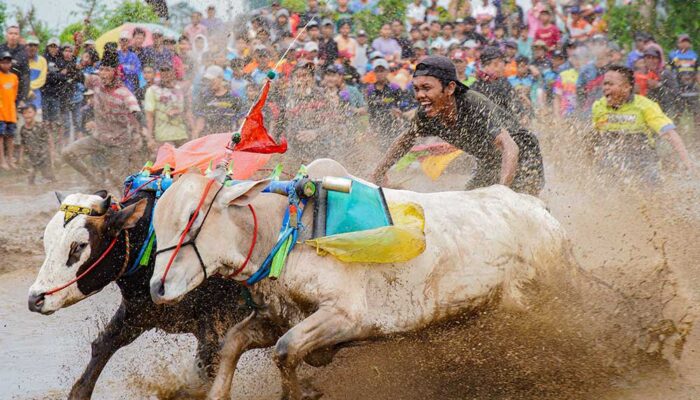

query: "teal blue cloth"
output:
326 180 390 236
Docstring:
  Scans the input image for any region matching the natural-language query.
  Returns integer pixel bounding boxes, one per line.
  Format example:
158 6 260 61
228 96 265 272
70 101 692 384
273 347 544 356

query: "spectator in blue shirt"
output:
117 31 142 94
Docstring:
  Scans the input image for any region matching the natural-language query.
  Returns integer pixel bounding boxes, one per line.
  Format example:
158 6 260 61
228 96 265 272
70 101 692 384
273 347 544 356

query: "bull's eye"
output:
67 242 89 266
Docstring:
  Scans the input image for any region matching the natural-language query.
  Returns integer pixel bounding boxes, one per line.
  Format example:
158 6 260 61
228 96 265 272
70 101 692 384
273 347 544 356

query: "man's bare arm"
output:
662 129 693 170
371 130 417 184
493 129 519 186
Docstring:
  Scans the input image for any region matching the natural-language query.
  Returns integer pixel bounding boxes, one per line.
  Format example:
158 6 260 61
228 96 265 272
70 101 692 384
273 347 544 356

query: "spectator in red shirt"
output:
534 9 560 51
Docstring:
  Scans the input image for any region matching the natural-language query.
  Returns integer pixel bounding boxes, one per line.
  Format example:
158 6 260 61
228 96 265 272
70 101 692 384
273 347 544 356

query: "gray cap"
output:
414 55 467 90
321 18 333 26
276 9 289 18
26 36 40 45
0 51 12 60
413 40 427 50
203 65 224 80
47 37 61 46
372 58 389 70
357 29 367 37
462 39 479 49
85 39 95 45
369 50 383 60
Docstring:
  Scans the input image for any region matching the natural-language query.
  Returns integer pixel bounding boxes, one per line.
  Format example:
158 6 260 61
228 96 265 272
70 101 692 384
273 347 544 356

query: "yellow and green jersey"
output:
591 94 675 146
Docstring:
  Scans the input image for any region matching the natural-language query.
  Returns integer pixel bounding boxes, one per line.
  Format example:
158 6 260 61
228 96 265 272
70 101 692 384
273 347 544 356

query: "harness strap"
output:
227 204 258 279
157 179 218 285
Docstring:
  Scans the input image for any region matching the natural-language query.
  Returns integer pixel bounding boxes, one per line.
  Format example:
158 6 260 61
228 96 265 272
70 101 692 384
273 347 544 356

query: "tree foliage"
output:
606 0 699 51
353 0 407 39
12 5 56 49
0 3 7 34
101 1 160 31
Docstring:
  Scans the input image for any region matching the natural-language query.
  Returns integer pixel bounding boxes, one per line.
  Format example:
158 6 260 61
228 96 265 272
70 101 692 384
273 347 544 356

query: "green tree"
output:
353 0 407 39
101 1 160 31
13 5 56 49
0 3 7 34
606 1 699 51
59 22 101 45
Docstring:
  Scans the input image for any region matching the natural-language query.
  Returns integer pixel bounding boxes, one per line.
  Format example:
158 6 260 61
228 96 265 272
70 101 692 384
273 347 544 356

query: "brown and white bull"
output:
149 159 575 400
27 190 253 399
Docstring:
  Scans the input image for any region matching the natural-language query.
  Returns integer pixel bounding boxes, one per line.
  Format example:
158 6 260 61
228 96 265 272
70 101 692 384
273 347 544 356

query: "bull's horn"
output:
95 195 112 215
93 190 109 199
55 191 66 204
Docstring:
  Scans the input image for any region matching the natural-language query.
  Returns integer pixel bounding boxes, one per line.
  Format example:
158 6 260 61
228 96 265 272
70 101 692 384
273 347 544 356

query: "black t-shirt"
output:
195 90 245 135
409 88 544 193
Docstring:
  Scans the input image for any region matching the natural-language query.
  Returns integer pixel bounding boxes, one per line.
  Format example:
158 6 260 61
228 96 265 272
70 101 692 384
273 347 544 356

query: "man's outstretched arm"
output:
493 129 520 186
371 130 417 185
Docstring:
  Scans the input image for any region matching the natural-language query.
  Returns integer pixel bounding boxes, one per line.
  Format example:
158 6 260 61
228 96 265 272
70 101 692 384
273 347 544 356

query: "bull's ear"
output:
93 190 109 199
218 179 271 208
55 191 67 204
105 199 148 235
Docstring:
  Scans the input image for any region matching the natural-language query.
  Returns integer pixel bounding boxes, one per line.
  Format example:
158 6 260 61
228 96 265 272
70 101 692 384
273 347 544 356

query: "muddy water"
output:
2 120 700 400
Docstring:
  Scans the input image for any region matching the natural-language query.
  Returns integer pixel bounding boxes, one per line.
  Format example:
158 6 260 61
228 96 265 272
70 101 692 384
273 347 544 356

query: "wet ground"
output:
2 120 700 399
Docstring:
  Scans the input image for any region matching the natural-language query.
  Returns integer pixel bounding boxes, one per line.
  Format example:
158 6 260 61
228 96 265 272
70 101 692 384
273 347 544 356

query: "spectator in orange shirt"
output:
0 52 19 170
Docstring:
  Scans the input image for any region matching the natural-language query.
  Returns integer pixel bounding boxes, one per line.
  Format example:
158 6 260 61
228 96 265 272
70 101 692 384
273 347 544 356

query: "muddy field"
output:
1 120 700 399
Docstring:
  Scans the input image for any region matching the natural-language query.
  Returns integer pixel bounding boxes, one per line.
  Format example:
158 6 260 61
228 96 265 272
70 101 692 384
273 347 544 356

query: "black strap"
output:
153 184 224 281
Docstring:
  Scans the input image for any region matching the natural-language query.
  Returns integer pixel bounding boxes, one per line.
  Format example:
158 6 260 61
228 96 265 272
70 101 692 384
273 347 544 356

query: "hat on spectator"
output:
119 30 130 40
514 55 529 64
462 39 479 49
85 39 95 45
532 39 548 48
414 55 467 91
607 42 621 52
430 42 441 50
303 41 319 52
677 34 691 43
203 65 225 80
369 51 384 60
276 9 289 18
634 32 651 42
479 46 504 64
413 40 427 50
551 50 566 59
569 6 581 14
357 29 367 37
26 36 40 45
504 40 517 49
591 34 607 43
254 44 269 54
451 50 468 61
101 50 119 68
152 28 164 36
321 18 333 27
372 58 389 70
307 20 319 28
464 16 476 24
47 37 60 47
643 47 661 58
61 43 74 49
456 18 465 24
294 59 314 71
0 51 12 61
324 64 344 75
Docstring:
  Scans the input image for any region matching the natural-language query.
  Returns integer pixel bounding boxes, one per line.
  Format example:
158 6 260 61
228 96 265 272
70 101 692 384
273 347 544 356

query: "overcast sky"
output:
5 0 247 31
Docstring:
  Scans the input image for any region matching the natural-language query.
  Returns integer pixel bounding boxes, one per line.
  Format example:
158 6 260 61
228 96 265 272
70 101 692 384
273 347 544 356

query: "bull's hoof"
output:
68 386 92 400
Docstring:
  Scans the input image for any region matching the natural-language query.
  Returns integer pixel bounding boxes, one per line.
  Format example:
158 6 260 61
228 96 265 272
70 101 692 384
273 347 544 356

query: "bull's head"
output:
28 191 146 314
149 174 269 304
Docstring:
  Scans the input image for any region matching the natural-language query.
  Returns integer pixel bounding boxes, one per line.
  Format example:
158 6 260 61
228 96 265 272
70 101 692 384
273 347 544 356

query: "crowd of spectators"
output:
0 0 697 182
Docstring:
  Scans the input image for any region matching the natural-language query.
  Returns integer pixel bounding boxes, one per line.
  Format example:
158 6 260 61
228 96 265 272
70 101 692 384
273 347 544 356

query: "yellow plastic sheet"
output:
305 202 426 263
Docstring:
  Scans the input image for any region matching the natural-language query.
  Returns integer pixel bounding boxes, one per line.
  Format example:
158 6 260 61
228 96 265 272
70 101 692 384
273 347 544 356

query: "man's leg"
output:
62 136 103 185
0 132 7 170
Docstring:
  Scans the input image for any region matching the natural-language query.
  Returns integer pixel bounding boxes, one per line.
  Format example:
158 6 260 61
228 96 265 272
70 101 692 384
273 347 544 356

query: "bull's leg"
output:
274 307 362 400
194 328 222 381
68 304 145 400
207 312 279 400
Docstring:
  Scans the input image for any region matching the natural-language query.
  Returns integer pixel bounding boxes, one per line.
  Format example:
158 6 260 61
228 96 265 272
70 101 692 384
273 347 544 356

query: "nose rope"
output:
156 178 260 288
157 179 217 286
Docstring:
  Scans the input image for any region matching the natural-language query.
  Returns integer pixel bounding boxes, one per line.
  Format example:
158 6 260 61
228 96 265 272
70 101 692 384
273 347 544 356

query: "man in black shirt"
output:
193 65 244 137
318 19 338 66
471 46 527 122
371 56 544 195
0 26 30 105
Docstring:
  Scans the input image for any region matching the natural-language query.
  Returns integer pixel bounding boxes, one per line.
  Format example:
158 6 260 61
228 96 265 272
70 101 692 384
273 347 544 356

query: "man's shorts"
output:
0 122 16 138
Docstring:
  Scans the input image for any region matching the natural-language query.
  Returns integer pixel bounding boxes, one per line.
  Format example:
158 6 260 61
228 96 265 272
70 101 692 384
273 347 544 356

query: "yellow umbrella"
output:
95 23 179 55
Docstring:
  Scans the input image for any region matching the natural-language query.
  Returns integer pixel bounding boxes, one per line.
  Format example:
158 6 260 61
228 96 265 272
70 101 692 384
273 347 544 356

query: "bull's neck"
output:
229 193 291 281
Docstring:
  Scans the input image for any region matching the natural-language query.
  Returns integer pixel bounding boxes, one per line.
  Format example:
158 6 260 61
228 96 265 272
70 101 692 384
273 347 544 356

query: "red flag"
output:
237 80 288 154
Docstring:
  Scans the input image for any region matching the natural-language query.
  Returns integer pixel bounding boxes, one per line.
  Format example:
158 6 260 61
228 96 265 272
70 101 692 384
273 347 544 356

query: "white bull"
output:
149 159 574 400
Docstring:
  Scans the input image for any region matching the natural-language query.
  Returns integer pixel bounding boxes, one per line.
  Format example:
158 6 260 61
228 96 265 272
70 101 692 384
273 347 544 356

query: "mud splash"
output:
2 117 700 399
